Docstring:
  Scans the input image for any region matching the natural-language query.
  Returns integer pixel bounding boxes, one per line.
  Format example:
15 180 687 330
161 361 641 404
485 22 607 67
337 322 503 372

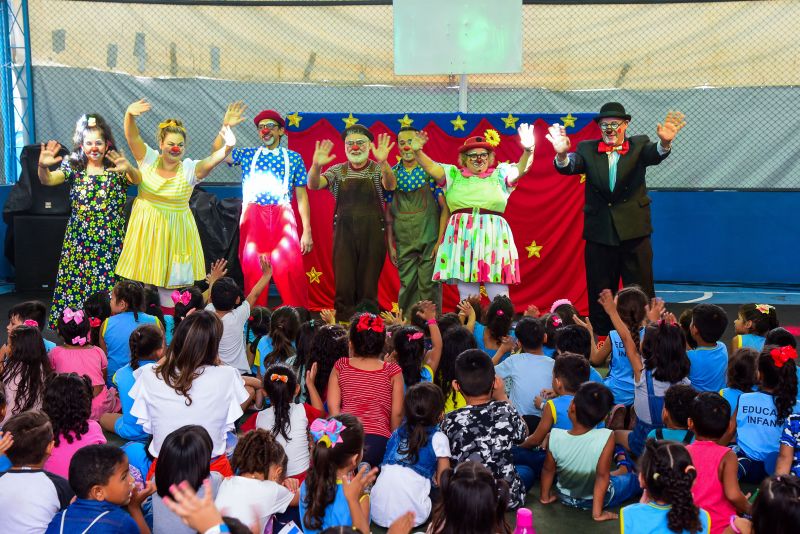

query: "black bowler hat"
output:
593 102 631 123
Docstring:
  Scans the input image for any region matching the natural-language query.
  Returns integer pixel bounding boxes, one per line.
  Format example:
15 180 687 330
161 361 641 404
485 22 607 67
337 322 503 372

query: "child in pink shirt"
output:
686 392 751 534
49 307 119 420
42 373 106 478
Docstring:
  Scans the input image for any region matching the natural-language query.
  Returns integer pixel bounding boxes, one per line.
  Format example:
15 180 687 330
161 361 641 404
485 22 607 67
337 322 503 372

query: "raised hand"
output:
258 254 272 278
313 140 336 167
162 479 225 531
379 307 405 326
597 289 616 312
106 150 132 173
319 309 336 325
220 125 236 147
572 314 594 335
457 300 476 322
126 99 151 117
524 304 540 318
545 123 571 155
499 335 517 353
645 297 666 323
370 133 396 164
342 464 378 502
410 130 429 152
0 431 13 455
518 123 535 150
39 141 63 168
415 300 437 322
305 361 318 385
223 100 247 127
206 258 228 285
128 480 156 510
656 110 686 145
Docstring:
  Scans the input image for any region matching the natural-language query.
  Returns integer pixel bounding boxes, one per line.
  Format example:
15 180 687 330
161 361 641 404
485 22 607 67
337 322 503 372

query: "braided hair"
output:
615 286 648 349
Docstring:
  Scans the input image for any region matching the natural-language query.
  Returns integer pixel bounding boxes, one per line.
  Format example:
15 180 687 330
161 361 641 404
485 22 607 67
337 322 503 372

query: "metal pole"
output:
458 73 468 113
20 0 33 144
0 1 17 183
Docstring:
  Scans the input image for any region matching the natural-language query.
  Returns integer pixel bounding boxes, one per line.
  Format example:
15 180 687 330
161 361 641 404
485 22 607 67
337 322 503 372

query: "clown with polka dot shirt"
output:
213 102 312 307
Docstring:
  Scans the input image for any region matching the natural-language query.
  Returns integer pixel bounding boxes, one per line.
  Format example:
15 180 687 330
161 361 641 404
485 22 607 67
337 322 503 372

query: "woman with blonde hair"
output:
116 99 235 305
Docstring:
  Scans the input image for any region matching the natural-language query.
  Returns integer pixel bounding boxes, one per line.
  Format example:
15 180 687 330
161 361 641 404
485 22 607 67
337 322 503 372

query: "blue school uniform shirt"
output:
589 366 604 383
736 391 800 471
162 314 175 346
112 360 157 441
0 455 10 473
46 499 139 534
495 353 555 416
687 342 728 392
646 428 695 444
543 345 556 357
299 480 351 534
604 329 644 406
43 339 56 353
620 502 710 534
102 312 160 384
473 323 516 361
737 333 765 351
547 395 605 430
720 387 746 413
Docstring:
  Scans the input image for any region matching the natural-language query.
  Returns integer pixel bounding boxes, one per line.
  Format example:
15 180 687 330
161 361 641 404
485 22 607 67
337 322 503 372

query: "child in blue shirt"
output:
555 323 605 383
46 444 154 534
687 304 729 392
473 295 514 360
731 303 778 352
646 384 697 444
720 348 758 414
100 281 160 386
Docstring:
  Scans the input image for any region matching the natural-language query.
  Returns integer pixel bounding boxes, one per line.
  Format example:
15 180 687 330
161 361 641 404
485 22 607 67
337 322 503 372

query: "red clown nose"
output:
169 147 181 155
260 128 271 136
403 146 411 151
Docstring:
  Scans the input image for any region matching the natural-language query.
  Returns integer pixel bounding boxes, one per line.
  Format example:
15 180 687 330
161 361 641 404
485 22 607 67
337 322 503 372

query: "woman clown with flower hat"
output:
413 124 535 300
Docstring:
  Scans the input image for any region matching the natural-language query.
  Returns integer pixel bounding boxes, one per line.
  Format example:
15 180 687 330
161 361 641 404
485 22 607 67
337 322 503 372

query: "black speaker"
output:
14 215 69 292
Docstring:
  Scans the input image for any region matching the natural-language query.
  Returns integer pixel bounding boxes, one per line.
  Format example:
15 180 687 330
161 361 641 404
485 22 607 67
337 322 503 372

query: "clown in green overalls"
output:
308 124 396 322
386 127 445 313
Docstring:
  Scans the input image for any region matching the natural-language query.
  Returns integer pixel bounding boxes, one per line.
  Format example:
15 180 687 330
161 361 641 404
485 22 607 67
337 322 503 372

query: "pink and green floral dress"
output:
432 163 520 285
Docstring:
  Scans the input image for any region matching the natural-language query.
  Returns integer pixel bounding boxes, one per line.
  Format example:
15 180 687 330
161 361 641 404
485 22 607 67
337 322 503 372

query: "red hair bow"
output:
89 317 101 328
770 346 798 368
356 314 385 333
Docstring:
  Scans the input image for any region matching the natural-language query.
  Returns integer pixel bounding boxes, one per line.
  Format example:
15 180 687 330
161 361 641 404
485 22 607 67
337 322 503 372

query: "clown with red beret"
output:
213 102 312 307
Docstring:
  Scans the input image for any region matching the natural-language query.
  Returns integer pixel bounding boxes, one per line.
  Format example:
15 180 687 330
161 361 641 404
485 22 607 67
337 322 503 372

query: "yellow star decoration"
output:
398 114 413 128
580 174 586 184
501 113 519 129
286 112 302 128
526 241 543 259
342 113 359 128
450 115 467 131
391 302 400 313
306 267 323 284
560 113 577 128
479 285 488 298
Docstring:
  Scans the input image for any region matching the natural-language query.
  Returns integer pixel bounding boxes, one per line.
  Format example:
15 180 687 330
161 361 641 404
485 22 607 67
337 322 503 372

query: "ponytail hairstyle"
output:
348 312 386 357
678 308 698 350
393 326 426 388
551 299 579 327
83 291 111 347
751 475 800 534
738 304 779 336
143 286 166 330
56 307 92 347
156 118 187 144
616 286 648 349
265 306 301 367
68 114 117 171
727 348 758 393
400 382 444 464
485 295 514 342
642 321 691 384
435 326 478 408
429 461 511 534
246 306 272 355
231 428 288 481
262 364 298 441
112 280 144 320
541 313 561 349
639 439 702 534
173 286 204 331
303 414 364 531
295 318 320 377
129 324 165 370
42 373 92 447
0 325 53 415
765 327 797 349
758 345 798 423
306 324 348 401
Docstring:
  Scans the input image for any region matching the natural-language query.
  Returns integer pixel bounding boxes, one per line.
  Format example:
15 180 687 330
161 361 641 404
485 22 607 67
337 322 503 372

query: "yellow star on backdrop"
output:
286 112 302 128
480 285 488 298
580 174 586 184
526 241 543 259
306 267 323 284
450 115 467 131
501 113 519 129
342 113 359 128
398 114 414 128
560 113 577 128
391 302 400 313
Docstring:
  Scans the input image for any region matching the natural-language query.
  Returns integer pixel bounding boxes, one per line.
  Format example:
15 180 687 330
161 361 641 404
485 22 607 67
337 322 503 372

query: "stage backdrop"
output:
285 112 599 315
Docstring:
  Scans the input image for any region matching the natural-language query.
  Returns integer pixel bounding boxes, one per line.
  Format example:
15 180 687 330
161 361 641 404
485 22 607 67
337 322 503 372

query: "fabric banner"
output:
285 112 599 315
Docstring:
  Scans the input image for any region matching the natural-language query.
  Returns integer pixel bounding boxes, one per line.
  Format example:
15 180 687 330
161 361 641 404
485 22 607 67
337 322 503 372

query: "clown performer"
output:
385 126 445 313
412 124 535 301
211 102 312 307
116 99 236 305
307 124 396 322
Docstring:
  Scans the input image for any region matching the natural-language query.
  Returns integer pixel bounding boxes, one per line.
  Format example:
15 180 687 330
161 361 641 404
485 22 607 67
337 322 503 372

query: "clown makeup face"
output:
82 130 108 164
160 132 185 162
598 117 628 147
345 133 370 167
462 149 493 174
258 120 284 149
397 130 417 165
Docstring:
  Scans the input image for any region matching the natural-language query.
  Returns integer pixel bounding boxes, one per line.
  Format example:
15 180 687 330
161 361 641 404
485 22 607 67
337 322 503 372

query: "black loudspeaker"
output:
14 215 69 292
19 144 70 215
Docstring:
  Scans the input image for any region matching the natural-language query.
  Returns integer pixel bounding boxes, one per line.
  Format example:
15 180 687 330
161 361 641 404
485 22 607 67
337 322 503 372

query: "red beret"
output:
458 136 494 154
253 109 285 128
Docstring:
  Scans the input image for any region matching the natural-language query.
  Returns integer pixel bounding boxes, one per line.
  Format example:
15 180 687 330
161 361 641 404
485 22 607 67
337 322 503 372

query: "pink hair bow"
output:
309 418 346 448
496 310 505 317
171 290 191 306
551 315 563 327
63 308 84 324
550 299 573 314
408 332 424 341
71 336 88 346
23 319 39 328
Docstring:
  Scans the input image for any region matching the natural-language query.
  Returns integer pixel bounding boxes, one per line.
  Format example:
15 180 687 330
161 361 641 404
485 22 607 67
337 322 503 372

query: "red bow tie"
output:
598 140 629 155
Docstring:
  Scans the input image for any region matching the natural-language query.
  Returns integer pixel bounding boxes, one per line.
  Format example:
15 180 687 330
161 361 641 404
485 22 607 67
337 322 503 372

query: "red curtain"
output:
286 113 598 315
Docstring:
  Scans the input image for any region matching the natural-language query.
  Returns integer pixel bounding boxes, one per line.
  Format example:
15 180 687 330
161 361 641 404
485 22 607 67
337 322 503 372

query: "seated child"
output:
687 392 751 534
726 474 800 534
777 413 800 477
765 327 800 402
6 300 56 352
435 326 477 414
442 349 529 509
621 439 710 533
246 306 272 374
472 295 515 360
720 348 758 414
0 325 53 427
43 373 107 479
688 304 730 393
555 324 604 383
494 317 555 431
50 307 120 420
731 303 778 352
646 384 697 444
0 411 73 533
540 382 640 520
83 291 112 363
215 429 297 533
257 306 301 374
46 444 154 533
